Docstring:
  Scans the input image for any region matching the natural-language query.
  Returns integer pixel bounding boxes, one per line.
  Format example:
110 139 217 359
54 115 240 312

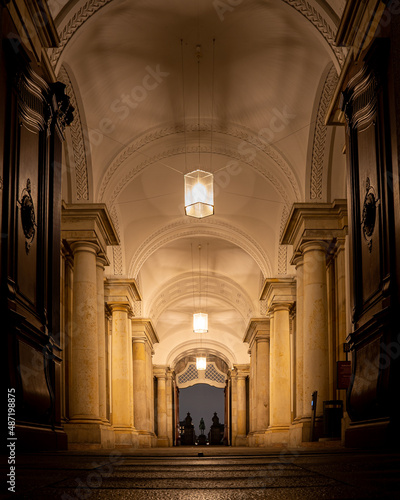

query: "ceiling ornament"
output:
50 0 344 69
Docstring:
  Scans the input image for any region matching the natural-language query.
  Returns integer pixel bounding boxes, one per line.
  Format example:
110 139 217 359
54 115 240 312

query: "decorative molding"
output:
282 0 345 67
176 361 226 389
51 0 344 68
58 65 89 201
98 123 300 204
310 64 338 200
50 0 113 68
278 205 290 275
128 218 273 280
146 271 254 323
108 204 124 275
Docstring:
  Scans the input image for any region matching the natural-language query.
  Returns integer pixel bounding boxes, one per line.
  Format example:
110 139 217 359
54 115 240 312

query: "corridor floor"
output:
3 445 400 499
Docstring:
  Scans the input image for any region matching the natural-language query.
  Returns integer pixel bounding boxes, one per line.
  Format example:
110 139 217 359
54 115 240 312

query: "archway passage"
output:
179 384 225 445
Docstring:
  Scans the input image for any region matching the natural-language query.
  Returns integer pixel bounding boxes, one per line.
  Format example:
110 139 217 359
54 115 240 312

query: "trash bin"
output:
323 400 343 438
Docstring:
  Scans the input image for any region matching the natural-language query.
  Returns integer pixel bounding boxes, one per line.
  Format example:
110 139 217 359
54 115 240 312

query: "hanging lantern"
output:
196 356 207 370
193 312 208 333
184 170 214 218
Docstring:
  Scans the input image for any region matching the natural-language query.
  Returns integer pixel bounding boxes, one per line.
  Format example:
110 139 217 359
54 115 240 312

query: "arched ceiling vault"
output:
55 0 346 365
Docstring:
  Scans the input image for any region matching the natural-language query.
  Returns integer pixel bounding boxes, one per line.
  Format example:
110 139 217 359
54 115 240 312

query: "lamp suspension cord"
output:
180 39 188 173
198 244 202 311
206 242 209 314
197 45 201 166
191 243 196 314
210 38 216 173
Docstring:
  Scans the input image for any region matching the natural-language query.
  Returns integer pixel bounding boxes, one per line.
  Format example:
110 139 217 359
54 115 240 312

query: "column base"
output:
289 418 311 446
265 425 290 445
137 430 156 448
113 426 139 448
156 436 170 447
247 431 267 447
234 434 248 446
64 421 115 449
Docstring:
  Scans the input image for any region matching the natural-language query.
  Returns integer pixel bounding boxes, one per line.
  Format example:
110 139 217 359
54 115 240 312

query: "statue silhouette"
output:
199 417 205 435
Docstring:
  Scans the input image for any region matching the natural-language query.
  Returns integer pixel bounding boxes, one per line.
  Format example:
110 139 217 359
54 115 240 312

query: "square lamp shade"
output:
184 169 214 218
196 357 207 370
193 312 208 333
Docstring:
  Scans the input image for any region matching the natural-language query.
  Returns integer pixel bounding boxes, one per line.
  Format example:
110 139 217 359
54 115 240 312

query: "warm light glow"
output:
193 312 208 333
184 170 214 218
196 357 207 370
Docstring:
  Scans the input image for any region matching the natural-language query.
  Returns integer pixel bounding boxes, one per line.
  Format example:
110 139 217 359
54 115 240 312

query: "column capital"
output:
61 202 119 262
108 303 132 314
280 199 348 255
232 364 250 380
131 318 159 346
291 252 304 268
260 278 296 315
70 240 99 255
300 240 329 255
243 318 270 346
153 365 168 379
269 302 293 313
104 278 141 311
96 254 108 269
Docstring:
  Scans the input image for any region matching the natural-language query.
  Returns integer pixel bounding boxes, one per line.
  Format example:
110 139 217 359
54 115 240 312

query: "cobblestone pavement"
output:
3 446 400 499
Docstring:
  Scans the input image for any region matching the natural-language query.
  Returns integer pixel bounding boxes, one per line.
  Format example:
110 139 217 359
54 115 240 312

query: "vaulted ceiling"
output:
53 0 347 367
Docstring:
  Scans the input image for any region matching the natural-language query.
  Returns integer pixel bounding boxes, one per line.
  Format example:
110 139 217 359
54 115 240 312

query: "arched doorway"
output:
179 384 224 445
174 354 230 445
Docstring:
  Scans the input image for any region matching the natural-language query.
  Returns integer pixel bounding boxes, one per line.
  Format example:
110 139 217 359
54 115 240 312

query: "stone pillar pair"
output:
61 203 119 448
244 320 270 446
131 320 159 447
260 279 296 445
104 280 145 447
281 200 348 443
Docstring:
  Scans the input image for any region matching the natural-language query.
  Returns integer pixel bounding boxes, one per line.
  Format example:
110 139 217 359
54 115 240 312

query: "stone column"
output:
110 304 137 446
166 370 174 446
96 257 107 423
232 365 249 446
131 319 159 447
230 371 238 445
302 241 329 418
260 279 295 446
269 304 291 443
255 337 270 431
62 203 119 448
69 241 100 421
132 339 149 444
154 367 169 447
243 319 270 446
236 374 247 446
293 255 304 421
